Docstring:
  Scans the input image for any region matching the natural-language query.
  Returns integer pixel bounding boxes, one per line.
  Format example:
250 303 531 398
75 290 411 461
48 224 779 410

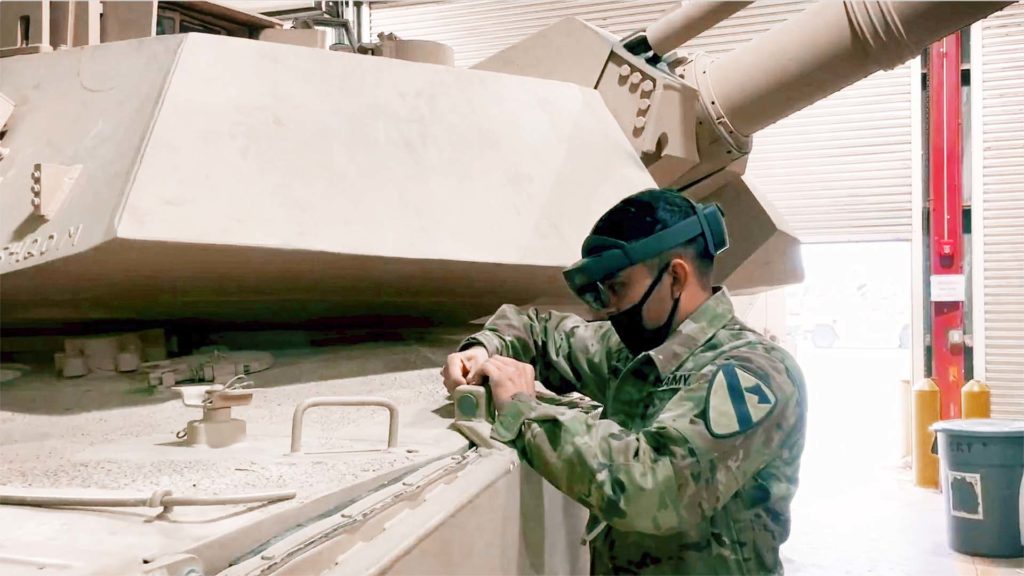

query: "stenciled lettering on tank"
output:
38 232 58 256
0 241 23 264
0 224 83 265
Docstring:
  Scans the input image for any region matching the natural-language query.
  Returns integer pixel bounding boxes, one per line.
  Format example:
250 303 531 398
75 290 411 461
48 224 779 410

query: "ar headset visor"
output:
562 200 728 311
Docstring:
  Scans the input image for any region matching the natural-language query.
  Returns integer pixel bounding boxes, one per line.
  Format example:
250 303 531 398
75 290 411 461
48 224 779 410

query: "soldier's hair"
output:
589 188 715 288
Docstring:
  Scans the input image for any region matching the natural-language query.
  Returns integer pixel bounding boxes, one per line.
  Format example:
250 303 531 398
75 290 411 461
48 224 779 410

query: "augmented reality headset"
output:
562 199 728 310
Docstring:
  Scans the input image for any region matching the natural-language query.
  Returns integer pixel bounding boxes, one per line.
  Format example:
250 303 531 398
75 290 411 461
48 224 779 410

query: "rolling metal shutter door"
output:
369 1 806 66
372 0 672 67
980 2 1024 419
745 64 913 242
369 1 913 242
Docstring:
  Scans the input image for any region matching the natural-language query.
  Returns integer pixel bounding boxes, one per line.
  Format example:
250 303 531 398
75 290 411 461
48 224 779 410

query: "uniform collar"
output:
645 287 734 377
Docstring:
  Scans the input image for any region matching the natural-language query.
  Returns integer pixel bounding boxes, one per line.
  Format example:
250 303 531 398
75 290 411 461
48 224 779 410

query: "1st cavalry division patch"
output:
705 363 776 437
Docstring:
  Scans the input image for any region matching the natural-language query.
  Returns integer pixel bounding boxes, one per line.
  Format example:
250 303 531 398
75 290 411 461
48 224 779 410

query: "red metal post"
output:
928 33 965 420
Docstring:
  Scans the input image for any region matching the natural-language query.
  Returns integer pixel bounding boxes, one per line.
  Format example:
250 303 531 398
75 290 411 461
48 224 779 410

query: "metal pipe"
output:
166 492 296 506
707 1 1011 136
290 396 399 453
0 489 296 509
645 1 751 56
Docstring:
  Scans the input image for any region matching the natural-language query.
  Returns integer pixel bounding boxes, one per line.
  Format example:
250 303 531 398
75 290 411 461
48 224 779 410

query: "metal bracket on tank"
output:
451 385 505 450
173 376 254 448
453 384 493 423
31 163 82 220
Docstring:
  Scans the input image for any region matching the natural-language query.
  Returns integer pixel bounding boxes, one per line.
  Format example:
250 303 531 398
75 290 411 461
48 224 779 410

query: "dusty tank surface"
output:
0 1 1012 575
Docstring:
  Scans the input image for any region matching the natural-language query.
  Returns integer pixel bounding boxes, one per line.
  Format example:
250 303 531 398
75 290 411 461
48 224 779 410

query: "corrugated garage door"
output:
369 1 914 243
980 2 1024 419
370 0 806 65
744 66 913 242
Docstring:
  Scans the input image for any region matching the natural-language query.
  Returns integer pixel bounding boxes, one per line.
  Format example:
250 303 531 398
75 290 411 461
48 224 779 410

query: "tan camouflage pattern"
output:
460 288 807 575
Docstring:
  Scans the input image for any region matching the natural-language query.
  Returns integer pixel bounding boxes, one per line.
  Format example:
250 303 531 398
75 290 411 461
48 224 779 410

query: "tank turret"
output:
475 0 1010 292
0 1 1007 328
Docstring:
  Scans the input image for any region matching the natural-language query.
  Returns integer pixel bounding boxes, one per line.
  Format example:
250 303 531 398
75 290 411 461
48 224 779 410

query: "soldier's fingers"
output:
466 360 498 386
460 351 483 377
443 354 467 392
477 358 518 386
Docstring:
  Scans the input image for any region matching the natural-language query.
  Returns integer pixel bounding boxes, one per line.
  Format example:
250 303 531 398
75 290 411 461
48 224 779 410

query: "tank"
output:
0 2 1011 575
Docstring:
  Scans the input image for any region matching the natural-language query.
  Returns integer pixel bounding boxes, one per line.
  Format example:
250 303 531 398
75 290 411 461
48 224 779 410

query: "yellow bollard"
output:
912 378 940 489
898 379 913 463
961 379 991 419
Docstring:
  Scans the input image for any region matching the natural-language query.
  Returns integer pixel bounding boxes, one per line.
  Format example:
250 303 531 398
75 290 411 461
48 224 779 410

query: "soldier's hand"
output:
441 346 489 395
467 356 537 412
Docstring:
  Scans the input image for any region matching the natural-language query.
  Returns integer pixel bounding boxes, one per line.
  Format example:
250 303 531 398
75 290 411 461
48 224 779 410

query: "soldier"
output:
441 188 807 575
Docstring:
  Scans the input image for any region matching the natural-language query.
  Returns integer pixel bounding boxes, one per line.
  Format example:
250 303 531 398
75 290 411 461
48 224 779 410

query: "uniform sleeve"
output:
460 304 620 404
493 346 804 536
534 389 604 414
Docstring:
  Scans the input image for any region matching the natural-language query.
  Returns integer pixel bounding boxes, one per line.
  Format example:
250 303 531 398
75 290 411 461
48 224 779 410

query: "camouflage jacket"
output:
461 288 807 575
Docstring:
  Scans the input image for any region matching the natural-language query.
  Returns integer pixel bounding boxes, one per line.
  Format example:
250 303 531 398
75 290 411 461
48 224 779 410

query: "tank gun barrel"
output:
709 1 1012 137
624 1 753 58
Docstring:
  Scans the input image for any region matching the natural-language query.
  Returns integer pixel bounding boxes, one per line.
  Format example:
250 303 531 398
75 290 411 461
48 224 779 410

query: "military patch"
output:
705 363 776 438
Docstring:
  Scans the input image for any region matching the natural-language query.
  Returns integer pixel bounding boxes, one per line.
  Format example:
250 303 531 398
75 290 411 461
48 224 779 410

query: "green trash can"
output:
930 418 1024 558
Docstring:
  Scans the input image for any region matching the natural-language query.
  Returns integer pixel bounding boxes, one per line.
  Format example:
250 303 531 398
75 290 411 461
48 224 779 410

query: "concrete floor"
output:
782 346 1023 576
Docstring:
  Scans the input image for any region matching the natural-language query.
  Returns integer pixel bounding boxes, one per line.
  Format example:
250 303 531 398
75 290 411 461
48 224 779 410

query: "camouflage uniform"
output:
460 288 807 575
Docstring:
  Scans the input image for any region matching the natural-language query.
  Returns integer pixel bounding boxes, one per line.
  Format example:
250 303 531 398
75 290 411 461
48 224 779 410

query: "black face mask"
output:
609 264 681 356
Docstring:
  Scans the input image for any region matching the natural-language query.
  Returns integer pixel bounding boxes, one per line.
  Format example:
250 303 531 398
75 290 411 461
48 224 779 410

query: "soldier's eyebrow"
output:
612 268 634 284
606 274 628 292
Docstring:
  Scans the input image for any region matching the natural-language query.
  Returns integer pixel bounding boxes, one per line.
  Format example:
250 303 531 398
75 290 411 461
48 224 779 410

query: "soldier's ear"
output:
669 257 689 298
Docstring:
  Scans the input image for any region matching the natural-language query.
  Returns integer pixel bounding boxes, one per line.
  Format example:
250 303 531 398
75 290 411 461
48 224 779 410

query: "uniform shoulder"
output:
699 325 803 390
